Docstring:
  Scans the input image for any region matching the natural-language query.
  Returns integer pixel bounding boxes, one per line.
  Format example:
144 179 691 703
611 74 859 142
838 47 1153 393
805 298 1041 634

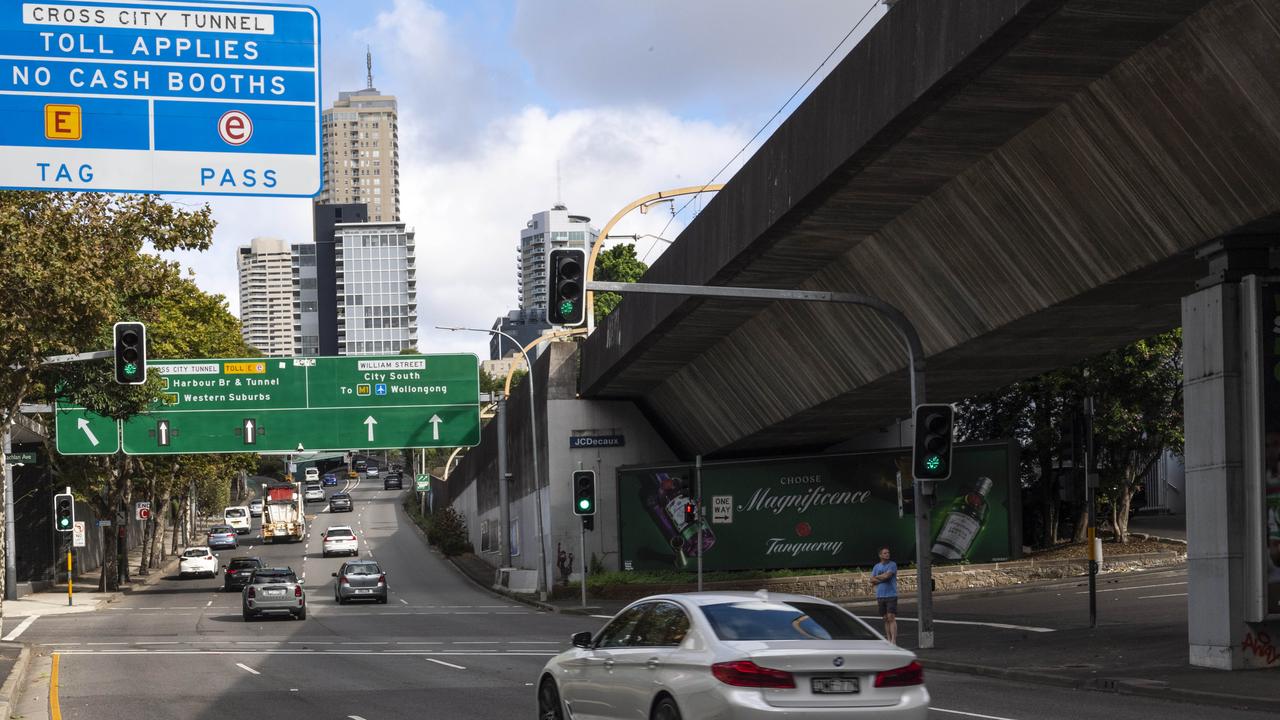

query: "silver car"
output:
242 567 306 621
538 591 928 720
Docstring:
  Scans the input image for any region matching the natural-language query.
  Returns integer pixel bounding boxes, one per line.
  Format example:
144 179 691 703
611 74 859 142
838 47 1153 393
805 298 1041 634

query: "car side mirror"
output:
571 631 593 649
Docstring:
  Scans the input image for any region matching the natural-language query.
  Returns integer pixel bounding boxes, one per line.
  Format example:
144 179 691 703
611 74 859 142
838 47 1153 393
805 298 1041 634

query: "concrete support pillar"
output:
1184 239 1280 670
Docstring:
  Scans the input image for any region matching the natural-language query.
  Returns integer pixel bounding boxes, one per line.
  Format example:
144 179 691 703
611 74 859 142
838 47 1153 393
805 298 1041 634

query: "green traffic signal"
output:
58 518 70 528
124 362 138 376
578 498 592 511
560 299 576 316
925 455 942 472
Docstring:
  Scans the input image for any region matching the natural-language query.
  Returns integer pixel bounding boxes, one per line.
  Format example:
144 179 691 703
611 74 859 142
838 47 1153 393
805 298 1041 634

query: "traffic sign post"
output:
415 474 430 492
0 1 321 196
56 354 481 455
135 501 151 521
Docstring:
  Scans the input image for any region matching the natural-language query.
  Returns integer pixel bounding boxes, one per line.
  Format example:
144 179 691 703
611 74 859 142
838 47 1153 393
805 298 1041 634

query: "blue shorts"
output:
878 597 898 616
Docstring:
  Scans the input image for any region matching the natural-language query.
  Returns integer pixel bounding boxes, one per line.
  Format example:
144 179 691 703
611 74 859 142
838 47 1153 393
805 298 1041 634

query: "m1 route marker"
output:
0 1 321 196
54 354 481 454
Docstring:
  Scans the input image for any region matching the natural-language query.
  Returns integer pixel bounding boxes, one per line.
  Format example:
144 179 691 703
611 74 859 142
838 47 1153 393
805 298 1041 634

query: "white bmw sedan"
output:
538 591 928 720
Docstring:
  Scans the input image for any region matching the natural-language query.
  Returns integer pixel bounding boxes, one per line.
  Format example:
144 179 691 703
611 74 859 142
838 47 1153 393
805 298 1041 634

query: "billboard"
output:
617 443 1016 572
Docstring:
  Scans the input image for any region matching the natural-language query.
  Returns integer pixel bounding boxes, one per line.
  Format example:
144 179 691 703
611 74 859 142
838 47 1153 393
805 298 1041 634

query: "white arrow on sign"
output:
364 416 377 442
430 414 443 441
76 418 99 447
243 419 256 445
157 420 169 446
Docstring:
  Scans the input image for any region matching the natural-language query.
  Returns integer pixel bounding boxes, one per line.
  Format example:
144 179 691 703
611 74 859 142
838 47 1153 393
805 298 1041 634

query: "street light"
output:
437 325 549 600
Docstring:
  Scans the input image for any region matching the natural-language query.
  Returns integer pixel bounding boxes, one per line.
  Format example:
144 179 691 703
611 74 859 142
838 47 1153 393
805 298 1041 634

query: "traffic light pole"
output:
2 427 14 602
587 280 936 648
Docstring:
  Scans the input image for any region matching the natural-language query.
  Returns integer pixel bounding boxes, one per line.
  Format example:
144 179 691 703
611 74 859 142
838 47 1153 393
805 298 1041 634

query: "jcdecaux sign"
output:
0 1 321 196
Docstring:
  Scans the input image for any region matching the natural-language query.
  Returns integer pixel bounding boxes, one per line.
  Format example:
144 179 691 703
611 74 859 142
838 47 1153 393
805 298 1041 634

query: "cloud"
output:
165 0 882 358
511 0 885 120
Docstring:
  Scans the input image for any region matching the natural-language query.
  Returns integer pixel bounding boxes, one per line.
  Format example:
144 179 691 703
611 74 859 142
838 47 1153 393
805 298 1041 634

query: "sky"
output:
161 0 888 358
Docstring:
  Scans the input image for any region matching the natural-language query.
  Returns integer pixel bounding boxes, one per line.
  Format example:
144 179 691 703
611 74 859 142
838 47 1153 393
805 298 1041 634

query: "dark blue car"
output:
207 525 238 550
322 473 338 487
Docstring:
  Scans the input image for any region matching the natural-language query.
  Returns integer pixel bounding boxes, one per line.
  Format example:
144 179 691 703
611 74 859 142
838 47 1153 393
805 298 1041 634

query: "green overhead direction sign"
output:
55 355 480 455
55 407 122 455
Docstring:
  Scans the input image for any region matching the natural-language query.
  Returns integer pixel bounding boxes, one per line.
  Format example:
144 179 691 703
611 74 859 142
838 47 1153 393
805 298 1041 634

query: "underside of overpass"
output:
580 0 1280 459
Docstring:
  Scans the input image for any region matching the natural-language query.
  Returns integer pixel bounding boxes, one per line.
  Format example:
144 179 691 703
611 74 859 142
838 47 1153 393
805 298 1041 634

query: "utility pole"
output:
3 427 15 601
497 397 512 568
1084 392 1098 628
696 455 703 593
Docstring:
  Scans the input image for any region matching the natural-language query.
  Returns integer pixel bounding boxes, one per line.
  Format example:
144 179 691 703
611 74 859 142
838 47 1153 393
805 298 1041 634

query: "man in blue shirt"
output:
871 546 898 645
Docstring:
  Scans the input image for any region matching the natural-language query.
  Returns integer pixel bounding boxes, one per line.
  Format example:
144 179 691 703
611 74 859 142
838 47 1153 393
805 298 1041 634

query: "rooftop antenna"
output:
366 46 374 89
556 160 562 207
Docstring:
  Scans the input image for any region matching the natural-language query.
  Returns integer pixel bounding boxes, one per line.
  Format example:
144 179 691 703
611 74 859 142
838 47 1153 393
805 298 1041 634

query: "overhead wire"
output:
642 0 884 264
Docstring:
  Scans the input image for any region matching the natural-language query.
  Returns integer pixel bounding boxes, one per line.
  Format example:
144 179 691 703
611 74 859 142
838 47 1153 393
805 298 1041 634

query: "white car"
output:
304 467 320 482
178 546 218 578
322 526 359 557
538 591 929 720
365 465 380 478
303 484 325 503
224 505 251 534
248 499 263 518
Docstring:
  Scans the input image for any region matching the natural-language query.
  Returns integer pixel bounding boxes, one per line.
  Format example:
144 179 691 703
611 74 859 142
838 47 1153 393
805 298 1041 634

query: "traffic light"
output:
572 470 596 515
684 501 697 525
54 492 75 533
547 248 586 327
912 403 954 480
113 321 147 385
582 515 594 531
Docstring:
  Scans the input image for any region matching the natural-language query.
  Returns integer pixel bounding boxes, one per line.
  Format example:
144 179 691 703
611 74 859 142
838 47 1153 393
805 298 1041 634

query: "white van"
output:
224 505 251 535
304 467 320 482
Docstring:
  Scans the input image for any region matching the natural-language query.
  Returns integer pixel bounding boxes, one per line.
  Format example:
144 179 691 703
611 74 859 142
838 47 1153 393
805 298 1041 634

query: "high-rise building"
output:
334 220 418 355
316 50 400 223
236 237 296 357
295 204 368 356
519 205 597 315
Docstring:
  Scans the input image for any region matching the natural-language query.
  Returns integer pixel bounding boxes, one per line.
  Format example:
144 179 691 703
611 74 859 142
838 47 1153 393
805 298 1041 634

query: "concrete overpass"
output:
580 0 1280 459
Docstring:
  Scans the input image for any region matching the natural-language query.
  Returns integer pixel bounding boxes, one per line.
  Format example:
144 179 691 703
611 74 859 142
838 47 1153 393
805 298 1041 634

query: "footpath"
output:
448 542 1280 714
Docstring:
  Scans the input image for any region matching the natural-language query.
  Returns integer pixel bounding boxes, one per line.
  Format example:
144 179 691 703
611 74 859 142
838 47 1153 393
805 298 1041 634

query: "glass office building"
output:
334 222 418 355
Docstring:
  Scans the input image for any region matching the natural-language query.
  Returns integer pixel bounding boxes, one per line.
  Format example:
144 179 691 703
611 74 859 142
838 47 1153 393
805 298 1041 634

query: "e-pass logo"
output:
218 110 253 146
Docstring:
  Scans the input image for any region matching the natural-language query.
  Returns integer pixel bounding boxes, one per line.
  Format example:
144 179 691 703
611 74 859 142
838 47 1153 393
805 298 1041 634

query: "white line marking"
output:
86 642 128 646
349 716 368 720
590 614 613 619
1075 581 1186 595
933 708 1020 720
510 641 562 645
206 600 213 607
399 598 408 605
425 658 466 670
855 616 1055 633
2 616 37 641
396 641 443 645
453 641 499 645
235 663 260 675
1138 592 1188 600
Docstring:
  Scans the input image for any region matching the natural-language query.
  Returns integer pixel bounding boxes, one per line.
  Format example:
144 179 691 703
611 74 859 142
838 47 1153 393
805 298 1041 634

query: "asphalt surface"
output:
1 477 1264 720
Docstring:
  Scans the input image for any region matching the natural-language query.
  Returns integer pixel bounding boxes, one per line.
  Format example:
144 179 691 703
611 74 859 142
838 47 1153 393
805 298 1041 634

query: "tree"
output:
957 330 1183 547
592 243 648 319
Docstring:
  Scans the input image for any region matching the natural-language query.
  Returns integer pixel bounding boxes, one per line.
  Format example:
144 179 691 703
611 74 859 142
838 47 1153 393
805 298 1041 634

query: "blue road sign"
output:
0 1 321 196
374 383 387 396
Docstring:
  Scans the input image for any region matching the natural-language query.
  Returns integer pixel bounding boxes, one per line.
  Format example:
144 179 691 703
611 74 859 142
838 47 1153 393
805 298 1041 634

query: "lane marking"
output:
2 615 37 641
854 616 1055 633
453 641 499 645
1074 581 1186 595
51 654 61 720
590 614 613 619
235 662 260 675
349 716 368 720
933 708 1020 720
399 598 408 605
1138 592 1188 600
425 657 466 670
206 600 214 607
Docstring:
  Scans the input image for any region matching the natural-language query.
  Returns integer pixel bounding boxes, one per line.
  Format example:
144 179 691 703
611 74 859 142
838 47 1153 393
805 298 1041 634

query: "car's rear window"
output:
182 549 209 558
701 601 878 641
230 559 260 569
225 508 246 517
210 527 233 534
253 571 296 583
346 563 381 575
331 494 349 499
327 529 354 537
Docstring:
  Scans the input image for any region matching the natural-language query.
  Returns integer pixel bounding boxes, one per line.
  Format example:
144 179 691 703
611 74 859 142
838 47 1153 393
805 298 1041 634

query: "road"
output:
2 477 1266 720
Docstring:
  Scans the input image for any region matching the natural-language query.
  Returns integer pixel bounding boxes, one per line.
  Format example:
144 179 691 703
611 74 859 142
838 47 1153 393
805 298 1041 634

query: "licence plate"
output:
265 589 285 596
357 589 373 594
811 677 859 694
